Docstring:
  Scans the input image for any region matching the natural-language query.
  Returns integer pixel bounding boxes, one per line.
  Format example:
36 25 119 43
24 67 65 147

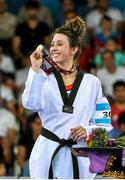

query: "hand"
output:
71 148 88 157
71 126 87 141
30 44 44 72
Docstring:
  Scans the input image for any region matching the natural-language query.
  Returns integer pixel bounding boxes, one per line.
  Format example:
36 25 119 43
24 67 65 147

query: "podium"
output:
73 146 125 178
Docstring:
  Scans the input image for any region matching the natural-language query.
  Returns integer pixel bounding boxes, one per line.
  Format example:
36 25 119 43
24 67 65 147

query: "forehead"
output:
52 33 69 42
115 86 125 90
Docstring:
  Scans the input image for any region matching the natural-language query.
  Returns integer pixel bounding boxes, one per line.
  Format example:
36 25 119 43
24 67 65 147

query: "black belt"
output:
41 127 79 179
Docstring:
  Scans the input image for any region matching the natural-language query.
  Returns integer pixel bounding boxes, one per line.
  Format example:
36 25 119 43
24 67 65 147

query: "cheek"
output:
62 47 71 56
49 48 52 56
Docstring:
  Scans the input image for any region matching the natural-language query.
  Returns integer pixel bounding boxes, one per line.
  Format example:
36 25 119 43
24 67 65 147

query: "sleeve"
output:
22 68 47 112
85 79 112 135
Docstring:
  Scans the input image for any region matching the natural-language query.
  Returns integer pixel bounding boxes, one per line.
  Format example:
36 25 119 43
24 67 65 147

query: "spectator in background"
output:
109 0 125 17
56 0 77 27
0 97 17 175
13 0 52 69
0 0 17 55
0 146 7 176
117 112 125 135
0 46 15 74
78 44 95 73
18 0 53 29
76 0 97 18
0 159 6 176
95 37 125 68
111 81 125 128
96 50 125 97
86 0 123 33
17 113 41 176
0 72 15 102
64 9 77 21
40 0 61 28
108 111 125 139
95 15 122 53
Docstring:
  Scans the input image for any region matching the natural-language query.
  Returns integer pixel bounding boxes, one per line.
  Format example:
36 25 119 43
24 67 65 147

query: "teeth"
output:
53 53 60 57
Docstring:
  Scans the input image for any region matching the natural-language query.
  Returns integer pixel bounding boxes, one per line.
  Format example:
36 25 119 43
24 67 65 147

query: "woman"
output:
22 16 111 179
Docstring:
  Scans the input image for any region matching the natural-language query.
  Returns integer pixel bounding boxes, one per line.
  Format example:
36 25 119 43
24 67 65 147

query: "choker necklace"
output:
41 50 76 75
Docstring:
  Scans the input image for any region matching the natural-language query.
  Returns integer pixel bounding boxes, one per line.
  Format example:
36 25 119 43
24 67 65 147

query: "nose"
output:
51 43 58 51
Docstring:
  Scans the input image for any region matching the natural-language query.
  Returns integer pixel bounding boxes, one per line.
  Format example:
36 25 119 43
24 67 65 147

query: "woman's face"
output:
50 33 75 64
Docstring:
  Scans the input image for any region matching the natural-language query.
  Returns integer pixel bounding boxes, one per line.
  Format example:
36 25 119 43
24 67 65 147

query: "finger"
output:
73 131 86 141
71 128 83 138
71 126 85 133
71 128 86 139
71 149 79 156
71 126 81 132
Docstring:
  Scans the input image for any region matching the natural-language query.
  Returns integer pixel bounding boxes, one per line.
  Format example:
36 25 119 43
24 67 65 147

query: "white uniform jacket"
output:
22 68 111 179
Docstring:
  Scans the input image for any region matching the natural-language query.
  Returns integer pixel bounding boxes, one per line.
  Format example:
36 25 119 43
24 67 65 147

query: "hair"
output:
118 112 125 125
54 16 86 60
113 80 125 92
100 15 112 25
25 0 40 10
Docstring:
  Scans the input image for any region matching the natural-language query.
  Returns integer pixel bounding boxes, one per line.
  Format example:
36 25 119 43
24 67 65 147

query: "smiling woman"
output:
22 16 111 179
50 17 86 67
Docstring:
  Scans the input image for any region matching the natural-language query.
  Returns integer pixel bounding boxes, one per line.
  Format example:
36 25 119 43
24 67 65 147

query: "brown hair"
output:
54 16 86 60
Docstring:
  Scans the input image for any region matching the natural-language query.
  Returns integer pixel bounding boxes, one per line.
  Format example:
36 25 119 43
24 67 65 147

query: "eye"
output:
57 42 63 46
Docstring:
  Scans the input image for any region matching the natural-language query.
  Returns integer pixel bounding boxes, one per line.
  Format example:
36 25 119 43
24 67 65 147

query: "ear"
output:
71 47 78 56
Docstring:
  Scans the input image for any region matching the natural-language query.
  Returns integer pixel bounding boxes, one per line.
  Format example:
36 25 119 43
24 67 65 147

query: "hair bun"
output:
65 16 86 38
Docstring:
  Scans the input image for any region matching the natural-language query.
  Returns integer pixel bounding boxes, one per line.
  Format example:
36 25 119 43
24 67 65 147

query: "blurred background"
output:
0 0 125 178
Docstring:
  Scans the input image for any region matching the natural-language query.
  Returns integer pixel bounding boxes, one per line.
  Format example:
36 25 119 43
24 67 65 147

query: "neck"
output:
27 19 38 29
61 67 78 86
107 65 116 73
103 30 111 37
57 59 74 72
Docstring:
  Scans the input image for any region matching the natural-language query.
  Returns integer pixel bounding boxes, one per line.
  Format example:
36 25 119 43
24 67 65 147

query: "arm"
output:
12 36 24 59
85 79 112 134
17 145 26 168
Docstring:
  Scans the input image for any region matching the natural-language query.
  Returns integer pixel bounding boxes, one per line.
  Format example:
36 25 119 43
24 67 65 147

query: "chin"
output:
53 58 63 64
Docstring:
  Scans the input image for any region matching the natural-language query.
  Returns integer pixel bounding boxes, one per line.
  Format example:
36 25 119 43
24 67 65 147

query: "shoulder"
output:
117 66 125 71
108 8 123 19
109 8 123 14
5 12 17 20
2 54 13 61
86 9 99 17
84 73 100 83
